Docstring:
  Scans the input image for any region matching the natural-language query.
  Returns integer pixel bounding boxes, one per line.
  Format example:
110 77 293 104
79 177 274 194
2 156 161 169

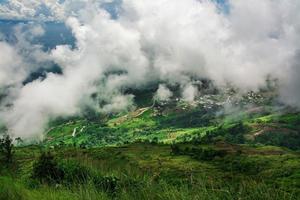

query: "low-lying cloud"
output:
0 0 300 140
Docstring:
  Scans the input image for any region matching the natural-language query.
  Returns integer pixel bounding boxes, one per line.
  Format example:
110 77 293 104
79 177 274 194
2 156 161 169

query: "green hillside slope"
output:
1 88 300 200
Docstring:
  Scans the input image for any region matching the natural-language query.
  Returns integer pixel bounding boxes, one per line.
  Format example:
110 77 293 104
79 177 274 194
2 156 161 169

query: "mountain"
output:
43 86 300 150
1 86 300 200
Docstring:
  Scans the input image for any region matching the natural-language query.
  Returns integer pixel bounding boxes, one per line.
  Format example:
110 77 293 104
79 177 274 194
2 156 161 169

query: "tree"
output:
0 134 14 163
15 137 24 146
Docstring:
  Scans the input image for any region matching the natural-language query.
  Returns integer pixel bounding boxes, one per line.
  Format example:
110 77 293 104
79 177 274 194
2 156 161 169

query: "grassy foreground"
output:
1 142 299 200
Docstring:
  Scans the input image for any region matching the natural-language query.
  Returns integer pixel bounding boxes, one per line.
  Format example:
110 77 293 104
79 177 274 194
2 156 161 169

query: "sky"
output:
0 0 228 21
0 0 122 21
0 0 300 140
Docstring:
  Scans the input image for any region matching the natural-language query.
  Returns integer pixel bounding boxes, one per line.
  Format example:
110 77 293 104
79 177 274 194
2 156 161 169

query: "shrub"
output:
32 151 95 185
190 147 226 161
58 160 91 184
32 151 64 184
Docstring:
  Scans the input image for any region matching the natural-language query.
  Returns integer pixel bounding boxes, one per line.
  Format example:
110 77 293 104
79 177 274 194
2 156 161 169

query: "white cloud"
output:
0 41 25 87
1 0 300 140
155 84 172 102
182 84 198 102
0 0 63 21
0 0 117 21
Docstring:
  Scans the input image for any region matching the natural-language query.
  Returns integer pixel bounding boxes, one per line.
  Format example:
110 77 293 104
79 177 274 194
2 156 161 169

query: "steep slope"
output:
43 88 300 150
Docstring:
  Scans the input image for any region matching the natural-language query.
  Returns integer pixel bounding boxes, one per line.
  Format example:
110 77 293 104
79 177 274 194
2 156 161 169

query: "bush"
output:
32 151 64 184
190 147 226 161
32 151 94 185
58 160 91 184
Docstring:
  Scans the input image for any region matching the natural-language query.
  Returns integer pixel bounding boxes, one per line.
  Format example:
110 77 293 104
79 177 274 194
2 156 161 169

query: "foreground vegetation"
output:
0 142 299 200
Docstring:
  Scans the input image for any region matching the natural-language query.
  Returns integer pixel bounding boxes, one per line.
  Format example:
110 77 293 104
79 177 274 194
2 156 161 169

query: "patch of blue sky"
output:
0 0 8 4
101 0 122 19
214 0 230 14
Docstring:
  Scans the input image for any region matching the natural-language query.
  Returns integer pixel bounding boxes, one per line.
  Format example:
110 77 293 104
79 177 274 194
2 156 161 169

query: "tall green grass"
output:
0 176 298 200
1 142 299 200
